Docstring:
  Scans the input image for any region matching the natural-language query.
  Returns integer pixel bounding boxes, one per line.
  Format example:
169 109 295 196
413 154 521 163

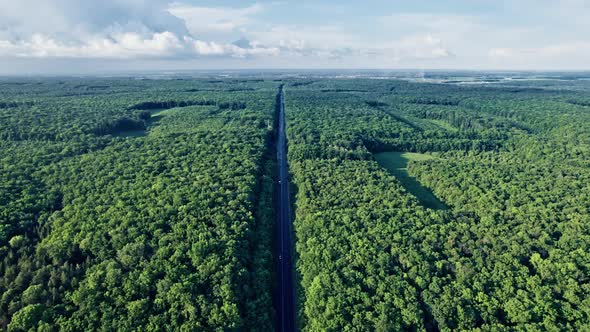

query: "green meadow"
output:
374 152 447 210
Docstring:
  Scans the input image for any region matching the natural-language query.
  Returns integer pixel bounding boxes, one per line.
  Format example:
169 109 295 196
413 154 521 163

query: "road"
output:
275 85 296 332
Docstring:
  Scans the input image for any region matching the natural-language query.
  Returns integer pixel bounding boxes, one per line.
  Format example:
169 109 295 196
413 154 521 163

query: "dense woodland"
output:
285 78 590 331
0 78 277 331
0 76 589 331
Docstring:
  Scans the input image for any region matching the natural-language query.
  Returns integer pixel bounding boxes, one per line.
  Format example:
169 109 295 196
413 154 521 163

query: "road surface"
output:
275 85 296 332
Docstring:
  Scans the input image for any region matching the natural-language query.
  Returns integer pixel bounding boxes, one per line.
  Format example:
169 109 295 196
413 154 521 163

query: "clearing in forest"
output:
374 152 447 210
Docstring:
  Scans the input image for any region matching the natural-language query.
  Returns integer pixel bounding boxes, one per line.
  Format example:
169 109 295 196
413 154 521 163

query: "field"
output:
374 152 446 209
1 75 589 331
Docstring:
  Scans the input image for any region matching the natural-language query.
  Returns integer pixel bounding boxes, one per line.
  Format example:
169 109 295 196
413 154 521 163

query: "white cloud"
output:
246 24 452 63
168 3 265 34
0 32 186 58
393 34 452 59
191 39 279 57
488 48 515 59
0 33 279 59
1 0 589 69
250 25 356 50
376 10 590 69
0 0 189 41
0 0 279 59
378 13 500 56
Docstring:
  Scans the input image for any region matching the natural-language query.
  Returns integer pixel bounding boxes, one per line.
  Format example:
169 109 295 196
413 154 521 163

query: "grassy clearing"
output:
114 108 176 138
150 108 174 118
113 130 147 138
427 119 458 132
374 152 447 210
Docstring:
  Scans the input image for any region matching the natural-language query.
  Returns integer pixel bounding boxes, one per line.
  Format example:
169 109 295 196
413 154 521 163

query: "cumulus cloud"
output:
0 33 278 59
250 25 356 51
246 24 452 62
0 1 489 65
1 0 589 69
378 13 495 59
0 0 277 59
0 32 183 58
391 34 452 59
0 0 189 41
378 7 590 69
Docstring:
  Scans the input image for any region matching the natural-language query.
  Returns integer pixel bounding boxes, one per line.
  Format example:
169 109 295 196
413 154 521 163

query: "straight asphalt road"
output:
275 85 296 332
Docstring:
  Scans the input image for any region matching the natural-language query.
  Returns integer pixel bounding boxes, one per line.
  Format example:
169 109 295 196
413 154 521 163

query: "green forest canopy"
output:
285 78 590 331
0 76 589 331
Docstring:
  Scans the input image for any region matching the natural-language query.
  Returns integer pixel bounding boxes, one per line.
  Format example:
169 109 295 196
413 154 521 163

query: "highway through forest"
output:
275 85 296 332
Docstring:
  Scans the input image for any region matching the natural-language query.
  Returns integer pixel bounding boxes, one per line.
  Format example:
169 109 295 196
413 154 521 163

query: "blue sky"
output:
0 0 589 73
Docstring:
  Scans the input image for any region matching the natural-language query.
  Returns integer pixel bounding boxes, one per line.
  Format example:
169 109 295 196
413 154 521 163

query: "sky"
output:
0 0 589 74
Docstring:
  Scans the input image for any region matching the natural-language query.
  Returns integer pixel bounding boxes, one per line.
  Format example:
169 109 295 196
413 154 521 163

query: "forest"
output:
285 78 590 331
0 75 589 331
0 78 277 331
